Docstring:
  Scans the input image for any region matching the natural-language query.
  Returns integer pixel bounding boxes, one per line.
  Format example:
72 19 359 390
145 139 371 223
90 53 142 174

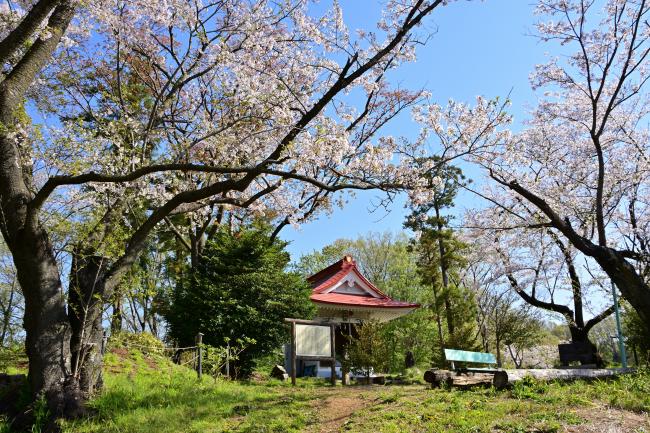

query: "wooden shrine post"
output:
291 321 297 385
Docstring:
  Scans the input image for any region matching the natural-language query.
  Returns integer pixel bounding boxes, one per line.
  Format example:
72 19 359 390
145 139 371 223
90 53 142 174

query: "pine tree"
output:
405 162 479 365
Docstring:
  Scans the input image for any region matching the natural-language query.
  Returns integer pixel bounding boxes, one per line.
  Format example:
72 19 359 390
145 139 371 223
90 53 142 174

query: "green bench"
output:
444 349 500 374
422 349 509 388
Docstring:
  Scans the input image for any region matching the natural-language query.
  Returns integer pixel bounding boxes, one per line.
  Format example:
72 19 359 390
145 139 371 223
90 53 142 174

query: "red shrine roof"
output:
307 256 419 310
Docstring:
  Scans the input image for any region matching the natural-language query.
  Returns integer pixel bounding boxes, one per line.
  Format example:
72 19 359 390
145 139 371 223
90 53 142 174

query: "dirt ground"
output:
305 387 650 433
306 387 376 433
564 405 649 433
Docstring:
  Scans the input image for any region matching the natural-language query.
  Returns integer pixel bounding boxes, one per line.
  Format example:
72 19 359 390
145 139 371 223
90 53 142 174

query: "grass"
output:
60 350 325 433
341 372 650 433
2 347 648 433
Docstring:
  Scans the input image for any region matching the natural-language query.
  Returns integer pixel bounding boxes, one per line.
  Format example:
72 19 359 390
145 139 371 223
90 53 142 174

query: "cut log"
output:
494 368 635 389
451 373 494 389
424 369 453 388
502 368 633 386
492 370 509 389
423 369 494 389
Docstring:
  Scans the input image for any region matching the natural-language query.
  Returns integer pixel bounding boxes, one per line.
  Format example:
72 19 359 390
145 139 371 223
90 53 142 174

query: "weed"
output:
30 396 49 433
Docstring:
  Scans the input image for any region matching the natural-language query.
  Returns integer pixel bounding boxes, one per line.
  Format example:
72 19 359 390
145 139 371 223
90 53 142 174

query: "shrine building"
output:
308 255 419 323
285 255 418 380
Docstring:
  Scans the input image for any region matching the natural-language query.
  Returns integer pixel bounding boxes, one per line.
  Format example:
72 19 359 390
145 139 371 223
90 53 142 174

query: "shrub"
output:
108 331 166 356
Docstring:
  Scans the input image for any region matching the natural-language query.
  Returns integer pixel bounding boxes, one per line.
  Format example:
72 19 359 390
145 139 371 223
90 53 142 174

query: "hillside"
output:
52 344 650 433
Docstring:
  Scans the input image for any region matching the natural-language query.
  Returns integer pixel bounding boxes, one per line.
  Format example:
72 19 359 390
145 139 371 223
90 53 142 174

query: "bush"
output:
0 343 27 372
165 223 314 377
108 331 166 356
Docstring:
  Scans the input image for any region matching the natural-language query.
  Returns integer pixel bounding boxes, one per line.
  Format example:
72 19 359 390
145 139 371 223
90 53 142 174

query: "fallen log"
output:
495 367 635 389
424 368 635 390
423 369 452 388
424 369 496 389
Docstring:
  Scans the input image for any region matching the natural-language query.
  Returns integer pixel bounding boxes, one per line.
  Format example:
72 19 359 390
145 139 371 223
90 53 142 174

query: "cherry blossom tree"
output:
463 196 615 355
0 0 507 419
416 0 650 334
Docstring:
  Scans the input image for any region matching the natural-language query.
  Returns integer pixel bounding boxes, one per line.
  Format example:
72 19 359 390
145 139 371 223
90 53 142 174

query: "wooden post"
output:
342 323 350 385
330 324 336 386
291 321 297 386
196 332 203 380
225 339 230 378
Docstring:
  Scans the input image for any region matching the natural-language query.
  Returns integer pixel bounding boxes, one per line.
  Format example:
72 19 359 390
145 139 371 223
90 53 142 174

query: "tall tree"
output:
0 0 500 416
414 0 650 332
405 162 466 339
482 290 543 367
404 162 479 361
465 202 615 353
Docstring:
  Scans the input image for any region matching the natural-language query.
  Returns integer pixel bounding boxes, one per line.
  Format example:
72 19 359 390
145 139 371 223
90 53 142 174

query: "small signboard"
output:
295 324 332 357
285 318 336 386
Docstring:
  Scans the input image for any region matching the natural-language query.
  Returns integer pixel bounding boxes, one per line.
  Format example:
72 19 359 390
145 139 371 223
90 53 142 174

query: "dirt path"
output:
564 405 650 433
306 386 379 433
304 386 649 433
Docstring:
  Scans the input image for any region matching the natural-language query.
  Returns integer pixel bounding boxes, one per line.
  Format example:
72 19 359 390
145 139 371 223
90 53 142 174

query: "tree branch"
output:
584 304 615 333
0 0 60 67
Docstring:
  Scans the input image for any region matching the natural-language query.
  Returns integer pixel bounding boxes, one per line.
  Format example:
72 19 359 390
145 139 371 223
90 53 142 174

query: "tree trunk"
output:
567 325 602 366
434 204 455 336
68 253 109 398
110 296 123 334
495 336 502 367
0 0 78 420
430 279 445 363
12 228 82 417
0 277 17 346
597 251 650 333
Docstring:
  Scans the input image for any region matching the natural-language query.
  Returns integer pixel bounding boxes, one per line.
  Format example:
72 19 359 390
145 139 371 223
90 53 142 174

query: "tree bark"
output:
68 253 108 397
495 336 502 367
0 1 78 418
10 226 85 418
110 296 123 334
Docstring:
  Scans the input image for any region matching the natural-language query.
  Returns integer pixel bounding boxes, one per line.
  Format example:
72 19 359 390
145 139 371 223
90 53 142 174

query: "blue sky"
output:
281 0 546 261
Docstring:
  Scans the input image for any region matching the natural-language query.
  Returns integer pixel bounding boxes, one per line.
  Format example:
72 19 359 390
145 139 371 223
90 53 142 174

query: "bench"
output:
444 349 500 374
421 349 508 389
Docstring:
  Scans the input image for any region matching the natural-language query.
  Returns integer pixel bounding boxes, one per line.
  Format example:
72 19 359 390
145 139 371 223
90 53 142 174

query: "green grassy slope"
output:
1 344 647 433
60 348 324 433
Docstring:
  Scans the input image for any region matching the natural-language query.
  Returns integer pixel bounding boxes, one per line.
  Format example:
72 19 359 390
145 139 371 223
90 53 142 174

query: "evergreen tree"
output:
165 223 314 376
345 321 391 380
406 162 480 364
623 304 650 365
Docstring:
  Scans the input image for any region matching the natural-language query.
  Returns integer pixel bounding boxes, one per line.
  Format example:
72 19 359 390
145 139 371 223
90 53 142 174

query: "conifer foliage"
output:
165 224 314 377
